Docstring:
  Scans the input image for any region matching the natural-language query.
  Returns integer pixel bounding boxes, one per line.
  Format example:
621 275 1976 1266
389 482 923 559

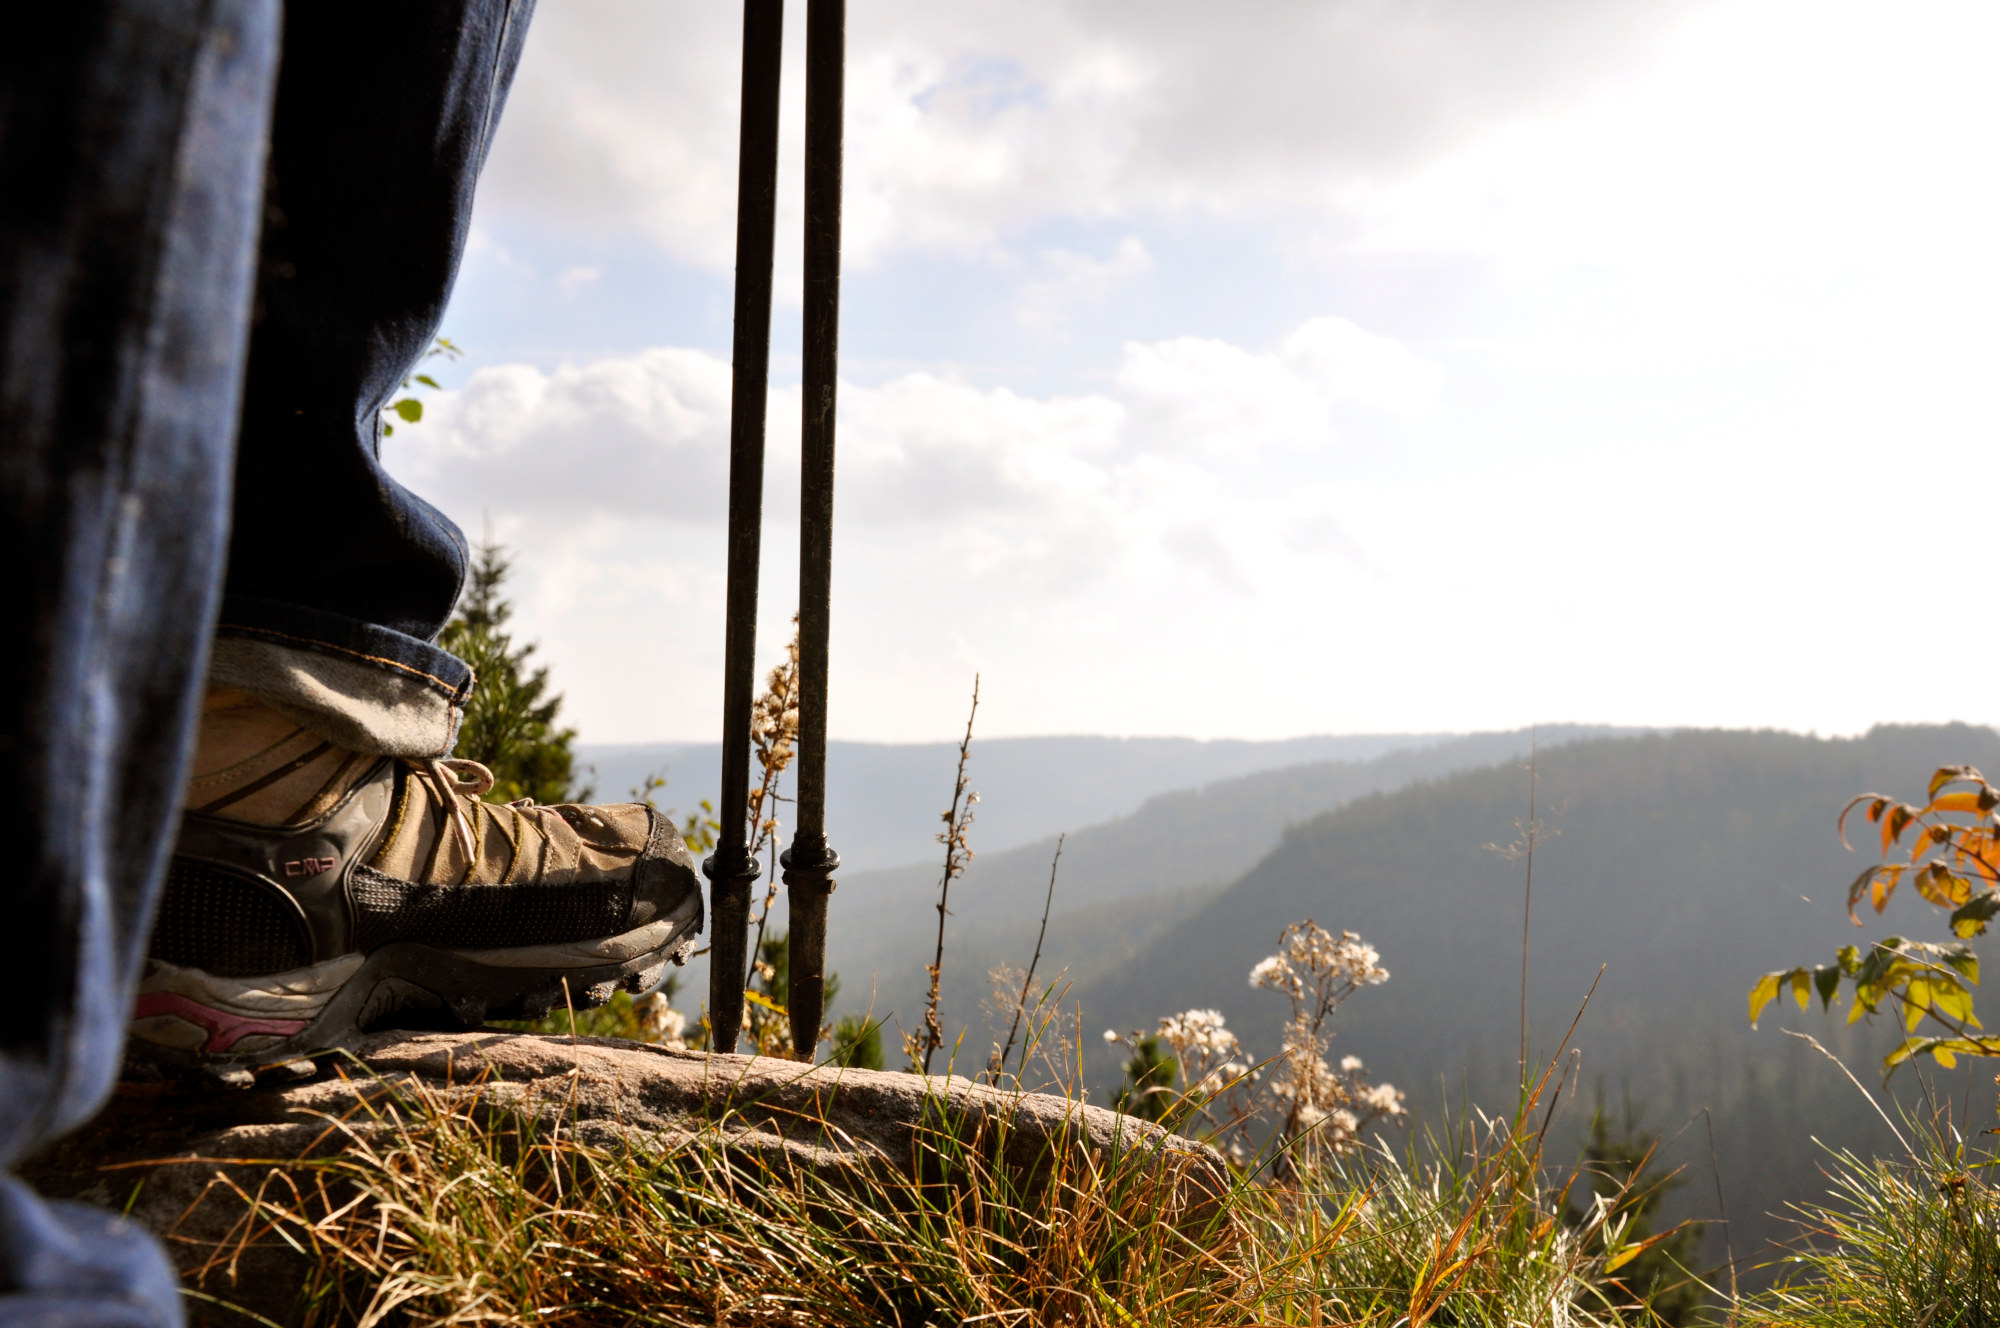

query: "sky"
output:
387 0 2000 744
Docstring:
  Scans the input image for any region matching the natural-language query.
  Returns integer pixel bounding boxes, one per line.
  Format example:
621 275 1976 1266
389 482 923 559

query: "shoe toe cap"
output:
629 809 704 935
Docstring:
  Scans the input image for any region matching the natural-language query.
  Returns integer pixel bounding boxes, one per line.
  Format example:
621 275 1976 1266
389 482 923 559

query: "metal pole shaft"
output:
705 0 785 1056
783 0 844 1060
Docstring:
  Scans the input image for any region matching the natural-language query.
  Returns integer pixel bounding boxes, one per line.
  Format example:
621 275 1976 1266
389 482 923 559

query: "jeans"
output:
0 1 532 1320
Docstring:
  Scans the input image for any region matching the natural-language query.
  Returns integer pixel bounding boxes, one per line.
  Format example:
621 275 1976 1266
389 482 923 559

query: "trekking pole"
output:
782 0 844 1061
705 0 785 1056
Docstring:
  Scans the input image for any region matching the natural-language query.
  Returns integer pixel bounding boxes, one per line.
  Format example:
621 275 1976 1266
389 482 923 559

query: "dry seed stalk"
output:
912 675 979 1076
992 832 1062 1084
745 614 801 989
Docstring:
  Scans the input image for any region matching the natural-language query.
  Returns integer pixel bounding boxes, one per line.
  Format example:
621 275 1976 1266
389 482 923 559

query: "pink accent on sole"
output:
133 992 309 1055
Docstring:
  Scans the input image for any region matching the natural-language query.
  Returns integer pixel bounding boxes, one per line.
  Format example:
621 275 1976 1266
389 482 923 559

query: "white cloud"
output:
404 313 1430 544
1015 236 1153 339
1279 318 1443 418
476 0 1701 271
392 348 734 522
429 0 2000 743
386 314 1445 736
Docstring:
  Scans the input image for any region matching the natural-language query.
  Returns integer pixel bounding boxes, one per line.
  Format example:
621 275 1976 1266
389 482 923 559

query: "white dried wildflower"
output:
1327 1108 1360 1137
1249 955 1293 990
1339 1054 1363 1072
1295 1103 1327 1129
1157 1008 1239 1058
1358 1082 1405 1116
1102 1028 1120 1044
1327 931 1388 985
651 1005 690 1046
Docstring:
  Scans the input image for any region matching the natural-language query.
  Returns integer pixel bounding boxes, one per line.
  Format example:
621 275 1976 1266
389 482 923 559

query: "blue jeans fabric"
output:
0 1 532 1320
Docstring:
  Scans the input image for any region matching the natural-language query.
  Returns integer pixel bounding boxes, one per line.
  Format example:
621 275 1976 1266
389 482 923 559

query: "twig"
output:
917 676 980 1076
1703 1107 1739 1305
745 838 781 990
1520 724 1538 1092
996 833 1063 1083
1484 727 1558 1098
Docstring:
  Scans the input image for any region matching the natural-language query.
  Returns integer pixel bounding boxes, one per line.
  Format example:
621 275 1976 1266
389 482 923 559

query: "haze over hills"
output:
575 732 1455 873
1065 724 2000 1287
821 725 1635 1041
626 719 2000 1294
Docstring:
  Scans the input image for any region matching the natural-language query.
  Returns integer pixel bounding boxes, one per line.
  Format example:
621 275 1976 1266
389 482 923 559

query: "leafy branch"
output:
382 336 460 436
1751 764 2000 1073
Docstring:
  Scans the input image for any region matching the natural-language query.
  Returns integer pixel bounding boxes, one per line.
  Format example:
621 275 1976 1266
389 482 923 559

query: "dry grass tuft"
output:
156 1029 1675 1328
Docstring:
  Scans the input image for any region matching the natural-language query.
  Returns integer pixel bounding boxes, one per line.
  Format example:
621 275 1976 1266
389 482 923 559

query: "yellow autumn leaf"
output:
1748 972 1783 1027
1929 791 1986 815
1903 978 1931 1033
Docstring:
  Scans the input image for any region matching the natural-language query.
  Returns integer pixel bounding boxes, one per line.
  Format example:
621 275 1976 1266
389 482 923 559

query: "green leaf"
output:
1952 893 2000 938
415 374 440 389
1942 944 1981 986
1790 967 1811 1011
1815 964 1842 1010
1889 1036 2000 1073
393 397 423 422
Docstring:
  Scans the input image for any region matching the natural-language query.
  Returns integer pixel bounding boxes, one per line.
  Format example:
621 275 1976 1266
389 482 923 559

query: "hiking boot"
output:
129 696 703 1078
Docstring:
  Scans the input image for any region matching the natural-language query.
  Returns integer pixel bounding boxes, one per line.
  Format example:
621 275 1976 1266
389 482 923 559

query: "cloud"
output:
476 0 1704 271
1014 236 1153 339
1278 318 1443 418
390 347 735 522
394 313 1436 596
424 0 2000 746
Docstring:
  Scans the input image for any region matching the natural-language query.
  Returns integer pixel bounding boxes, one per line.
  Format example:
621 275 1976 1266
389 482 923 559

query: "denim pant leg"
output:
210 0 535 759
0 5 280 1324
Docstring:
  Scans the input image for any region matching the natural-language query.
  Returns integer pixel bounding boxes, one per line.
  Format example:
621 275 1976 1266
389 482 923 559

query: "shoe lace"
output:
417 757 496 862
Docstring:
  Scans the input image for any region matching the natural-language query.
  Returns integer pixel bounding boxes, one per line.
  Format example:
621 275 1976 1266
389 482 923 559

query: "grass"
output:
165 1029 1697 1328
1737 1113 2000 1328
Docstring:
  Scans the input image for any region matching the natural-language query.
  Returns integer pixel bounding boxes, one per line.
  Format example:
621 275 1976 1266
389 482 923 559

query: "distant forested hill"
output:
1069 724 2000 1287
823 725 1633 1045
575 731 1452 873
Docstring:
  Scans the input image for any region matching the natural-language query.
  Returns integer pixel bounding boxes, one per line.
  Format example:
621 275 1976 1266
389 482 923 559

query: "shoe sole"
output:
126 889 701 1081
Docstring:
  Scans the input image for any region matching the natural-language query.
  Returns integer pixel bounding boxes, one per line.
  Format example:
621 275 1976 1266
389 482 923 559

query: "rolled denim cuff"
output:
209 596 473 759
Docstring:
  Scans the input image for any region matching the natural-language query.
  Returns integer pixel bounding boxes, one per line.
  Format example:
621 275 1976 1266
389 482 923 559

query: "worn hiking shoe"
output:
129 696 703 1080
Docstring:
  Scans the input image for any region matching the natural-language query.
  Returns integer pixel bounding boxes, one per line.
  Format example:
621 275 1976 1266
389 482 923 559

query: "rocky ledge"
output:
24 1032 1223 1323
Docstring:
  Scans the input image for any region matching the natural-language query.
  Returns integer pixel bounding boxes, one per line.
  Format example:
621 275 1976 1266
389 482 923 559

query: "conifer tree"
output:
438 541 584 806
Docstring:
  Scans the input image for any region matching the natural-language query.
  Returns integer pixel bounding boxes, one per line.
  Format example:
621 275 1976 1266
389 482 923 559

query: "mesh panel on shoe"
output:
350 865 634 952
151 860 313 977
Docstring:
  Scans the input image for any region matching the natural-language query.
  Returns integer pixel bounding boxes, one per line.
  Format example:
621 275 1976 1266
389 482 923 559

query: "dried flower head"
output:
1157 1009 1239 1059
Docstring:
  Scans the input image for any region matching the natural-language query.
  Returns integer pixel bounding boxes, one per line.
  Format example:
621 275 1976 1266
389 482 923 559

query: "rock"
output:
23 1032 1224 1324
